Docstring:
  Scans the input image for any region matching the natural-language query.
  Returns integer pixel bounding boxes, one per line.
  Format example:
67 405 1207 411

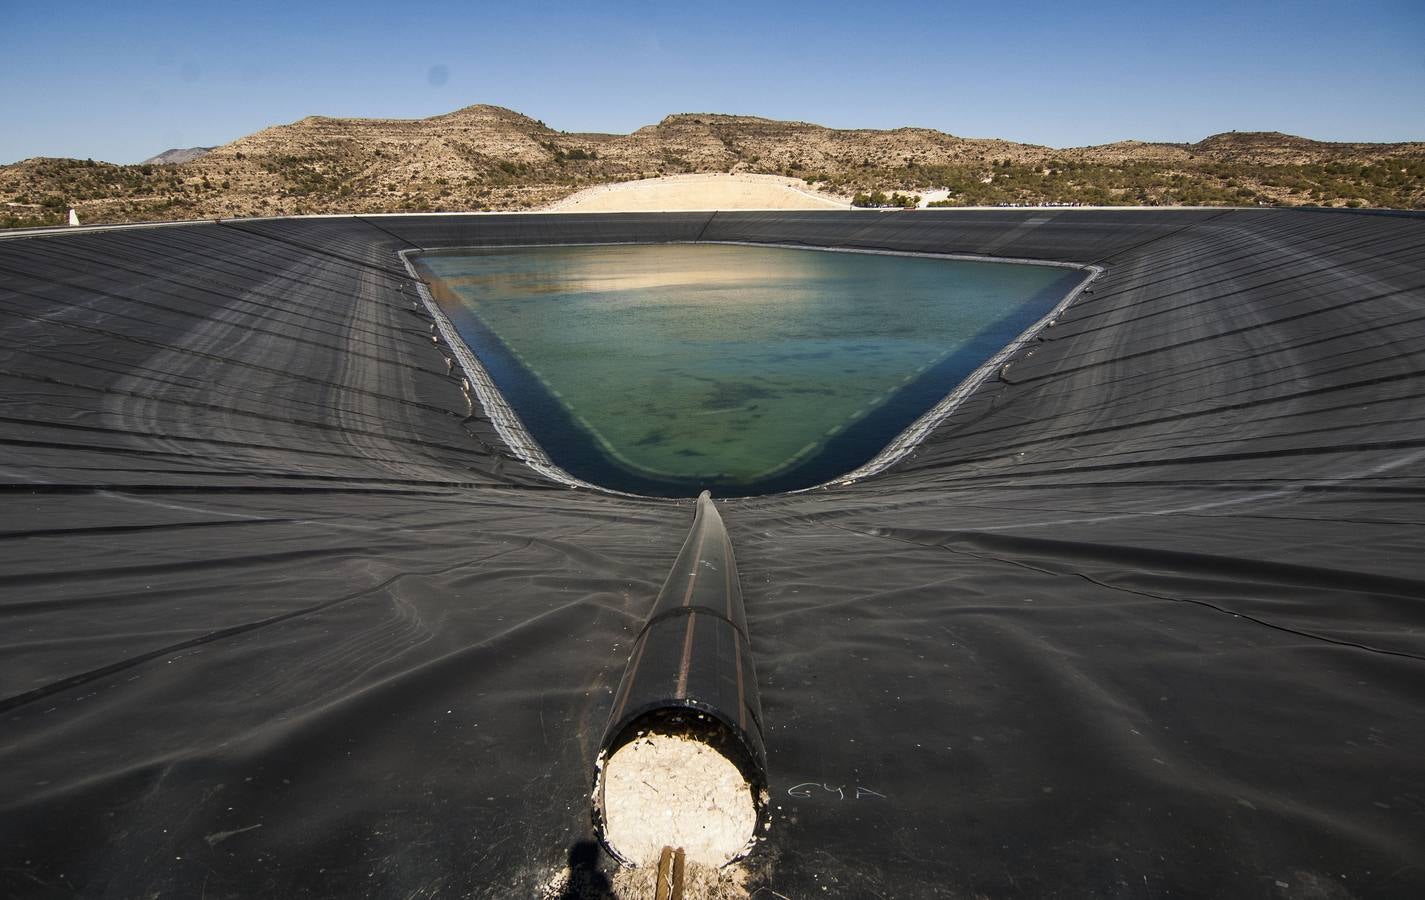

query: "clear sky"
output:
3 0 1422 164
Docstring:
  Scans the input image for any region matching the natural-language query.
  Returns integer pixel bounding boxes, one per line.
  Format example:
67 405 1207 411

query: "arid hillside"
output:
3 105 1423 227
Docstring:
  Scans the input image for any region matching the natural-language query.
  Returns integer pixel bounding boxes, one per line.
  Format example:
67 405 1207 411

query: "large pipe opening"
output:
597 710 762 867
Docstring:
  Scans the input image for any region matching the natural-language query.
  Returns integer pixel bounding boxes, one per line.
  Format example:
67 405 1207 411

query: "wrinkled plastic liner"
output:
2 209 1424 898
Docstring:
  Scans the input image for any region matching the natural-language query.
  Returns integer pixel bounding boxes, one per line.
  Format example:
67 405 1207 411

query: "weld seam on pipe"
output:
640 604 749 638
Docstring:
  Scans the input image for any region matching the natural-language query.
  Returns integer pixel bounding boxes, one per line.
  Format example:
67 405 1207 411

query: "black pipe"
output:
593 490 768 864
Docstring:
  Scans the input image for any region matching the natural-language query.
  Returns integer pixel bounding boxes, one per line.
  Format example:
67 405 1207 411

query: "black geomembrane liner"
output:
1 208 1423 898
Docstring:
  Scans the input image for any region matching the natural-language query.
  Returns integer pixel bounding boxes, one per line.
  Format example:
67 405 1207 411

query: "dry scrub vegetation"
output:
3 105 1423 227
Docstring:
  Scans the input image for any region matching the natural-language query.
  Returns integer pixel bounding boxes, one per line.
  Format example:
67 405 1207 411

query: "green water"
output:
415 243 1082 496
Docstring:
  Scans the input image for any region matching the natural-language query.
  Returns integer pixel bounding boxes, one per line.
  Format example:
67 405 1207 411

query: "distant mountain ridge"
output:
142 147 216 166
2 104 1422 227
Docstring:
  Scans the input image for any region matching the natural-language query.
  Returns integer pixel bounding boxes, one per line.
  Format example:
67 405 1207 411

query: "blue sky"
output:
3 0 1422 164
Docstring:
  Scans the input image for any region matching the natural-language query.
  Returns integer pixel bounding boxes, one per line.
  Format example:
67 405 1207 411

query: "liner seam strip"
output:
398 248 605 493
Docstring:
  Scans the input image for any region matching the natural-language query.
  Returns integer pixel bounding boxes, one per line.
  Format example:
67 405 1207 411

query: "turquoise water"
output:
414 243 1082 496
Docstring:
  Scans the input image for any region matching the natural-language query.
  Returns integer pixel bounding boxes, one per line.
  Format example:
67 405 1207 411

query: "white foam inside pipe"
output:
599 732 757 867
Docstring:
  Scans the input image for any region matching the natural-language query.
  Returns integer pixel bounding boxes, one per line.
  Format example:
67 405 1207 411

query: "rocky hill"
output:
3 105 1422 227
142 147 216 166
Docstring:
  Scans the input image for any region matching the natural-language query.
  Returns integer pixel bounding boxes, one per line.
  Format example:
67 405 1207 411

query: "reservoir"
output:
414 243 1084 497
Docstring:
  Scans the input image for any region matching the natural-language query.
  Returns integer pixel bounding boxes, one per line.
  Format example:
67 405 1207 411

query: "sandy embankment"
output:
542 173 851 212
